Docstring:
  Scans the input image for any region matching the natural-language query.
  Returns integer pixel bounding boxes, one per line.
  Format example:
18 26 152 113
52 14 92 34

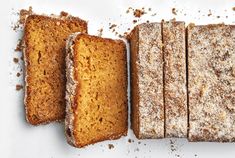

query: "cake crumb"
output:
13 58 19 63
12 6 33 31
170 139 177 152
172 8 177 15
109 24 117 30
126 7 133 14
60 11 68 17
19 6 33 25
134 148 140 152
232 7 235 11
15 39 24 51
108 144 114 149
151 13 157 16
128 138 134 143
16 84 23 91
133 9 145 18
16 72 21 77
217 16 220 18
97 28 103 37
208 9 212 16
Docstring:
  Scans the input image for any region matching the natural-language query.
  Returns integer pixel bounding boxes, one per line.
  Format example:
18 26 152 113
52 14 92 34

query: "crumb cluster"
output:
108 144 114 149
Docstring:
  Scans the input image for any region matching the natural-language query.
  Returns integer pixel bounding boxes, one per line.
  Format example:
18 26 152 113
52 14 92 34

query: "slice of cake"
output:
65 33 128 147
23 14 87 125
188 24 235 142
163 21 187 138
129 23 164 139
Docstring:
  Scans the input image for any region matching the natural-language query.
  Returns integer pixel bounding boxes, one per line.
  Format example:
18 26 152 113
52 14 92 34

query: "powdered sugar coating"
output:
188 24 235 142
163 21 187 138
137 23 164 138
65 33 81 146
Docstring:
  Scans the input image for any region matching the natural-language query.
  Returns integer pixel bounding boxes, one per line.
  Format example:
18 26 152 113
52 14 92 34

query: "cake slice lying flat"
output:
188 24 235 142
163 21 187 138
65 33 128 147
24 14 87 125
129 23 164 139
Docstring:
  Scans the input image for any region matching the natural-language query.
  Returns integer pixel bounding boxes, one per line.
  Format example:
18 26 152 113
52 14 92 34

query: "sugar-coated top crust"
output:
163 21 187 138
65 33 81 146
188 24 235 142
137 23 164 138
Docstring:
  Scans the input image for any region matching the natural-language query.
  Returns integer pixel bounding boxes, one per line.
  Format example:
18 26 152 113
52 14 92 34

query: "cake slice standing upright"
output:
23 14 87 125
65 33 128 147
188 24 235 142
129 23 164 139
163 21 187 138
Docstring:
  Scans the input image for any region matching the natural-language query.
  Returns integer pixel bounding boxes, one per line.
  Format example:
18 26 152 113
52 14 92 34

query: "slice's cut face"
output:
24 15 87 125
163 21 187 138
66 34 127 147
188 24 235 142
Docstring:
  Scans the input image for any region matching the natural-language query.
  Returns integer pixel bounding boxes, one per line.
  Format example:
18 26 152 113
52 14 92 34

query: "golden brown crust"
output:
23 14 87 125
129 26 140 138
65 33 127 147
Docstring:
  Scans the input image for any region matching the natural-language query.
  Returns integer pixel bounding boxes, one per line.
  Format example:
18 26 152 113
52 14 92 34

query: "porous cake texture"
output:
23 14 87 125
65 33 128 147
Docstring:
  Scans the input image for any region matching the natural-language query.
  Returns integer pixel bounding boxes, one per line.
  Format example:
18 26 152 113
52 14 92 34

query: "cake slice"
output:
23 14 87 125
129 23 164 139
65 33 128 147
188 24 235 142
163 21 187 138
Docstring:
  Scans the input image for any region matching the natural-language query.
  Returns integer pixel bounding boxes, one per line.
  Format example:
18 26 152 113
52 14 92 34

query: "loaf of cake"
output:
163 21 187 138
188 24 235 142
23 14 87 125
65 33 128 147
129 23 164 139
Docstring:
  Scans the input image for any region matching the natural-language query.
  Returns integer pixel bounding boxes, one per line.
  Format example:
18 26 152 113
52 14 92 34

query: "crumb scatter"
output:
97 28 103 37
133 9 145 18
172 8 177 15
208 9 212 16
13 58 19 63
16 84 23 91
108 144 114 149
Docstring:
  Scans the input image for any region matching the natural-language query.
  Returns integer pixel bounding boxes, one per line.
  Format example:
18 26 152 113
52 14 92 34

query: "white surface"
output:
0 0 235 158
